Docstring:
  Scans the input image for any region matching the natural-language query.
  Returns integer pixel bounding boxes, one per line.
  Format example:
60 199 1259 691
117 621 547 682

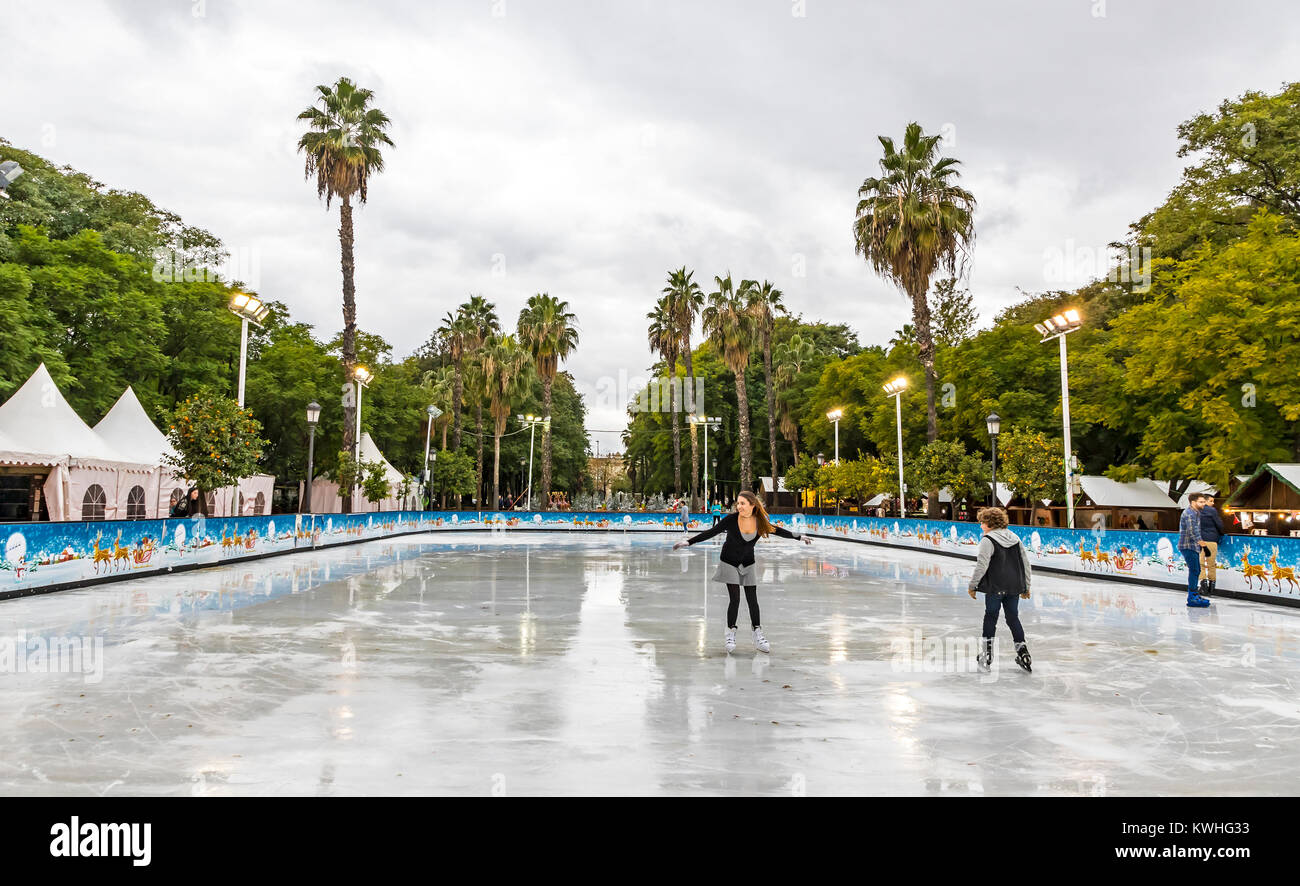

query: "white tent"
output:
0 364 153 520
1078 475 1179 509
94 386 183 519
310 433 409 513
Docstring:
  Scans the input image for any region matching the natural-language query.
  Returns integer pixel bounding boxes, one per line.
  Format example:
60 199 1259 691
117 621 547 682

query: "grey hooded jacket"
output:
968 528 1032 594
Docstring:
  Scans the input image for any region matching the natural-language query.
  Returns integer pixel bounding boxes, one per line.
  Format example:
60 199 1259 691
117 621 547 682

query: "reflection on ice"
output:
0 530 1299 795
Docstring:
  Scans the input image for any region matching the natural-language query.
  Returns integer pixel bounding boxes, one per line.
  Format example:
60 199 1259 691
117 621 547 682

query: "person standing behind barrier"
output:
1198 493 1225 597
1179 493 1211 608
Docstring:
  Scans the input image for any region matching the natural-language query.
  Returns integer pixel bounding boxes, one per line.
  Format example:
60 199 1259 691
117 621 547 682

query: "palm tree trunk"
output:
683 341 700 510
763 326 779 509
911 285 940 517
493 431 501 509
339 194 357 513
735 368 752 492
475 401 485 508
451 366 464 451
540 373 554 509
669 349 681 494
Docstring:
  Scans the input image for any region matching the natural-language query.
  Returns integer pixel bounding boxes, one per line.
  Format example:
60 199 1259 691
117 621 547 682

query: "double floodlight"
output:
229 290 271 326
826 408 844 421
689 414 722 427
882 377 908 396
1034 308 1082 340
352 365 373 386
517 413 550 426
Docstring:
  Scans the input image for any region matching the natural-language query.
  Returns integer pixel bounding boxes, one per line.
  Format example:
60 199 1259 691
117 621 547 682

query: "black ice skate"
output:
1014 642 1032 673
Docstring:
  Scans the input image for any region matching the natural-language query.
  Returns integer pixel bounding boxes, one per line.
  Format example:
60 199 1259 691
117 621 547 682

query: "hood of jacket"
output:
984 528 1022 548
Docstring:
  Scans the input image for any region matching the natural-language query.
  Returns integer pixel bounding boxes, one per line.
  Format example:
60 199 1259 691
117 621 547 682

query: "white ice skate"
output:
724 628 737 654
753 627 770 654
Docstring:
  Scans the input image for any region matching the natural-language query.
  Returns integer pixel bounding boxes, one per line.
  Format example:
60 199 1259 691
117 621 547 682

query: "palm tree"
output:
854 121 975 516
703 273 757 492
743 279 785 504
420 365 456 451
297 76 394 511
646 296 681 494
774 333 816 465
517 293 579 510
437 309 474 451
483 334 532 509
457 295 500 507
663 267 705 508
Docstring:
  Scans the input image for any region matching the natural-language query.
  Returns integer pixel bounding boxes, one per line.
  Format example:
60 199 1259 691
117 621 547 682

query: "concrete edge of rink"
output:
3 522 1296 612
807 531 1300 610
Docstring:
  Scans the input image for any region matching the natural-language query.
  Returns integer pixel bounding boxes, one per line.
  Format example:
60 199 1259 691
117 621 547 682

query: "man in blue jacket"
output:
1199 493 1226 597
1179 493 1211 608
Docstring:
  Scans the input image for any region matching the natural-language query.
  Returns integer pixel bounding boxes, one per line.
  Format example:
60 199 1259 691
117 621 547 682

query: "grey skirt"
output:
712 559 759 585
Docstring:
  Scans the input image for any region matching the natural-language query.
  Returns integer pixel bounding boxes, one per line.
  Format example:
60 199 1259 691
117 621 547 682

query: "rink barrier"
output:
1 509 1298 606
796 514 1300 608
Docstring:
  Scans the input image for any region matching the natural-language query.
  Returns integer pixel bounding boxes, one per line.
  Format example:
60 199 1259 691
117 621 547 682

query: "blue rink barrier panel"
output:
0 509 1297 601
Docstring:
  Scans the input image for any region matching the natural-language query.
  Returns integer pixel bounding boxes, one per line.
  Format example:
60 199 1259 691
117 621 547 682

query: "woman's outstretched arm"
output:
677 513 734 547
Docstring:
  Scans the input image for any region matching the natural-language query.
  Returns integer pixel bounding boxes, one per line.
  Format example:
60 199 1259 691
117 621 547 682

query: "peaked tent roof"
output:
0 364 150 470
93 386 178 465
360 432 405 487
1077 475 1179 509
1225 463 1300 508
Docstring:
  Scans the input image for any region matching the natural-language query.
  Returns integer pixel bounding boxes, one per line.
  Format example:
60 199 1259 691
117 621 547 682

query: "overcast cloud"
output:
5 0 1298 451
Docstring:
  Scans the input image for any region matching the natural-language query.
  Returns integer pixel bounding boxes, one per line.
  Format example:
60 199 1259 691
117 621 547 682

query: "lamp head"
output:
306 401 321 425
985 412 1001 436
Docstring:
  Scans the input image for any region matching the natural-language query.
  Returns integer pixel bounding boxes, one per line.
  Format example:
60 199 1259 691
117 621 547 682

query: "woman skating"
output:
674 490 811 654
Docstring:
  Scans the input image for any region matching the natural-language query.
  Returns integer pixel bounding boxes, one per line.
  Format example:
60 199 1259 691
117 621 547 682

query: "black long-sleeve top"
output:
685 513 802 566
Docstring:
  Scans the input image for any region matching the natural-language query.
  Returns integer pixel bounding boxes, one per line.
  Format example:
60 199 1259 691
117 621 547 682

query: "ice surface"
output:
1 531 1298 796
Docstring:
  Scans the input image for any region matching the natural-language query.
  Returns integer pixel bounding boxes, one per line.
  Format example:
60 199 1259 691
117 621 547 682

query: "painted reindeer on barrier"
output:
1078 540 1095 569
1269 547 1297 594
112 530 131 571
1241 545 1270 591
92 531 113 574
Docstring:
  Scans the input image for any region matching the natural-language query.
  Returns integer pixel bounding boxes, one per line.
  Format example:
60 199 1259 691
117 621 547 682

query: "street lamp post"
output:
349 365 373 513
1034 309 1083 529
303 400 321 513
690 415 722 511
986 413 1001 511
423 404 442 508
826 408 843 465
228 291 270 408
517 414 550 510
883 377 909 518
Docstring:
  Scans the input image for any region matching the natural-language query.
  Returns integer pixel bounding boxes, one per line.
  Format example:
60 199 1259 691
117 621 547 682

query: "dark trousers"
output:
982 591 1025 644
1181 549 1201 594
726 584 760 629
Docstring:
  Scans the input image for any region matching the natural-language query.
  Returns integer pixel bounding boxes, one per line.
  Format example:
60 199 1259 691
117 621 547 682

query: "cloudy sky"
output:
6 0 1298 451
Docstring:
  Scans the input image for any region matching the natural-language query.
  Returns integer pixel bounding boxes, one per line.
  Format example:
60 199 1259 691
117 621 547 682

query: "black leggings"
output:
726 584 760 629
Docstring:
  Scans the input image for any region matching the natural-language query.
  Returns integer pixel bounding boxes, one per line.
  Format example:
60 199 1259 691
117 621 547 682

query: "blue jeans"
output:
1182 549 1201 594
982 592 1025 644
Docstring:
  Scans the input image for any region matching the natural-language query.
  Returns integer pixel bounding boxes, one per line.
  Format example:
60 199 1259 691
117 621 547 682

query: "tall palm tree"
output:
457 295 500 507
854 121 975 517
703 273 757 492
663 267 705 508
743 279 786 503
297 76 394 511
774 333 816 465
517 293 579 510
646 296 682 494
437 309 474 451
483 334 532 509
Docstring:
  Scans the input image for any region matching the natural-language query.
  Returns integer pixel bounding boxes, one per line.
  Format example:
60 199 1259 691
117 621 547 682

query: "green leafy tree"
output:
431 450 477 504
931 277 978 347
164 392 267 514
359 460 391 509
997 426 1064 512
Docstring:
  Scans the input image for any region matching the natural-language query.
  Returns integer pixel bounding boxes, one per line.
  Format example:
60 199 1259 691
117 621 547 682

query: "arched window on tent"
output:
82 484 107 521
206 492 217 515
127 485 147 520
254 491 266 515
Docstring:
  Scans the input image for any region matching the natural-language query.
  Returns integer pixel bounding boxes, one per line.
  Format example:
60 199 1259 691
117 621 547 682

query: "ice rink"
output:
2 530 1298 796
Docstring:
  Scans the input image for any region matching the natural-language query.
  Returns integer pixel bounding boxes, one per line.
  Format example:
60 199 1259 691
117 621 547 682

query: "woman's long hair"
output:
736 490 774 538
